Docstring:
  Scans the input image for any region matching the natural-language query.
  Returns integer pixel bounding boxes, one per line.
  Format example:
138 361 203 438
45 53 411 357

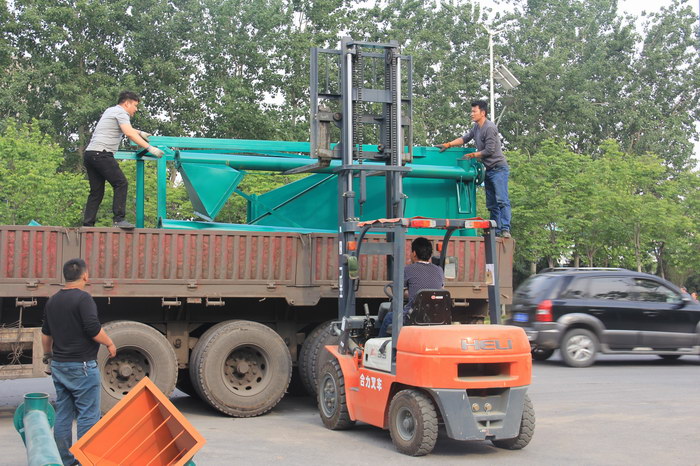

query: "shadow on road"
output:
534 355 700 368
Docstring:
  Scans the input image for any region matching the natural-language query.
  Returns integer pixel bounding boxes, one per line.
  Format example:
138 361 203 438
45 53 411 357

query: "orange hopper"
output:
70 377 205 465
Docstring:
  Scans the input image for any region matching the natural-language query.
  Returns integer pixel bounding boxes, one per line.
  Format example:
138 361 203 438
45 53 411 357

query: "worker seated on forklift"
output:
378 237 445 337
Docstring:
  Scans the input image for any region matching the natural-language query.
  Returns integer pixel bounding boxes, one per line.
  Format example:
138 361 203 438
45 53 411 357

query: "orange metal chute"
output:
70 377 205 466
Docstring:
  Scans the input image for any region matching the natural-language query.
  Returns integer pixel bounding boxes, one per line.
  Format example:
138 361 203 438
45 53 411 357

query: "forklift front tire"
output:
388 389 438 456
317 359 355 430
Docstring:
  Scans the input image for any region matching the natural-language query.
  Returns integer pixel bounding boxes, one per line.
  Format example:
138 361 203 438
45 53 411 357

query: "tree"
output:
624 0 700 171
496 0 700 171
0 120 85 226
509 139 590 269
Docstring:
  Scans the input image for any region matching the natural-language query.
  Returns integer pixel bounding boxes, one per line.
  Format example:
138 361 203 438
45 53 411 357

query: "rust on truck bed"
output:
0 226 513 306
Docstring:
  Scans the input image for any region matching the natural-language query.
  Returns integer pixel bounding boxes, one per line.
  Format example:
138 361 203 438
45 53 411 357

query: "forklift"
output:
312 38 534 456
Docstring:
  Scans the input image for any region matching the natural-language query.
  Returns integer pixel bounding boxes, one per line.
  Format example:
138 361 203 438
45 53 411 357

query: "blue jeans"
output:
484 165 511 234
378 311 408 337
51 360 101 466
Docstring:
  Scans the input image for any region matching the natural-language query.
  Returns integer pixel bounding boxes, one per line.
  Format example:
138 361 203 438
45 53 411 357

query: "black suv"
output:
509 268 700 367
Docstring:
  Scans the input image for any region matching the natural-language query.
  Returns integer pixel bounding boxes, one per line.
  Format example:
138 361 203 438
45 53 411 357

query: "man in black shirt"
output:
41 258 116 466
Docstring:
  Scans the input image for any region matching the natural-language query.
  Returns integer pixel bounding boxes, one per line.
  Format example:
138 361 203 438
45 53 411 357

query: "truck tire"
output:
298 320 333 396
388 389 438 456
98 320 178 414
188 321 233 399
190 320 292 417
317 358 355 430
492 394 535 450
560 328 599 367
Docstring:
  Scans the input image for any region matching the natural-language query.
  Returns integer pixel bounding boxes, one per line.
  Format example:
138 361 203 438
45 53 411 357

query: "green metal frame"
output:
116 136 479 231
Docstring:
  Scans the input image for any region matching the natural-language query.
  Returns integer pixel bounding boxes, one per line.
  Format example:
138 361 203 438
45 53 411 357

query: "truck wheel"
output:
317 359 355 430
532 347 555 361
299 320 340 396
98 321 178 414
388 390 438 456
561 328 599 367
191 321 292 417
492 394 535 449
189 321 232 399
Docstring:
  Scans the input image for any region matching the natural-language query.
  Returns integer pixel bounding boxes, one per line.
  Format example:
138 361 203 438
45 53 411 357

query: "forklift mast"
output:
310 38 500 359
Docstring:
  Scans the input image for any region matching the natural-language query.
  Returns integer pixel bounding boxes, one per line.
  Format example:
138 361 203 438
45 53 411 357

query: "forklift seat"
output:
407 289 452 326
376 302 391 329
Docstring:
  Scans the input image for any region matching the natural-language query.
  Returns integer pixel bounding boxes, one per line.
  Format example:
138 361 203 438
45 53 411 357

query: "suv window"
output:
588 277 633 301
516 274 560 301
629 279 681 304
561 278 588 299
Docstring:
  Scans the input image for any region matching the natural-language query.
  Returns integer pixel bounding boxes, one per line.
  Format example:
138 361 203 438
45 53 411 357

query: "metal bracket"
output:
161 298 182 307
283 160 330 175
205 298 225 307
15 298 37 308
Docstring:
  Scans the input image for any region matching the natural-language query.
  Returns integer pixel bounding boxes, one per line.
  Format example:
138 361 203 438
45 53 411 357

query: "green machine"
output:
116 38 483 233
116 140 481 234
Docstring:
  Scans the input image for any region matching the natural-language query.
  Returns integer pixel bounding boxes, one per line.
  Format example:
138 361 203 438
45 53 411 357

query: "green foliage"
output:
1 0 699 287
0 120 85 225
510 138 699 285
497 0 700 172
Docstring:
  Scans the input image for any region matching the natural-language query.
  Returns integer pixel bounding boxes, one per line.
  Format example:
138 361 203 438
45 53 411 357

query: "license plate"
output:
513 312 529 323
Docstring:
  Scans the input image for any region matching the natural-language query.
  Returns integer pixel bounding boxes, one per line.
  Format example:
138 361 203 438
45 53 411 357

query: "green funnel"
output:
178 162 245 221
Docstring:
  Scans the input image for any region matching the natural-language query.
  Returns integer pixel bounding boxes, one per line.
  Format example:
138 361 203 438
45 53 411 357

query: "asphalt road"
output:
1 353 699 465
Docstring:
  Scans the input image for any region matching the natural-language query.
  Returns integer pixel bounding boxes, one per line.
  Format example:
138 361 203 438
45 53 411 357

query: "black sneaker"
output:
114 220 135 230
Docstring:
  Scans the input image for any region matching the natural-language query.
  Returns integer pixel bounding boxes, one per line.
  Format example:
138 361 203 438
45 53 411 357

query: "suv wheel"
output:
561 328 598 368
532 347 555 361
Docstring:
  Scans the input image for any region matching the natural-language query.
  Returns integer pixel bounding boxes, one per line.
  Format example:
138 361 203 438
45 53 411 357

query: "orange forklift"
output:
317 217 534 456
310 37 533 456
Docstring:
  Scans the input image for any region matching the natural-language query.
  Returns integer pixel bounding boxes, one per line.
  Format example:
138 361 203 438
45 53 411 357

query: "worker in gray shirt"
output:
436 100 511 238
83 91 164 229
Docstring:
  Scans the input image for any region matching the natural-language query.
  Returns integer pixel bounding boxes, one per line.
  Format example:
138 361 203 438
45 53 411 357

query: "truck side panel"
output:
0 226 513 304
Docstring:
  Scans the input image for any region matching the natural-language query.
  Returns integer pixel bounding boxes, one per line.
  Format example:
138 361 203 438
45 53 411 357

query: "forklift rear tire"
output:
388 390 438 456
318 359 355 430
492 394 535 450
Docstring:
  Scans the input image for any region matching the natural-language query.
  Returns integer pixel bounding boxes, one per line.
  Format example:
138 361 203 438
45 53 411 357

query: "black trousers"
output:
82 151 128 226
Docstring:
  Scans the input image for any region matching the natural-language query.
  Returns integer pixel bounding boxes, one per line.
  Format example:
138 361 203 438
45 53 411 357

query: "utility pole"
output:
485 26 495 115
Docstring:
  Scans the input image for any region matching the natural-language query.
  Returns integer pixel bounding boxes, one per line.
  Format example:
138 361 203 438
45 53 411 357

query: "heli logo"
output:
461 339 513 351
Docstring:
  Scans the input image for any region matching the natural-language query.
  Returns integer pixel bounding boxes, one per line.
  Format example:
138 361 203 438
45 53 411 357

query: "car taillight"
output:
536 300 553 322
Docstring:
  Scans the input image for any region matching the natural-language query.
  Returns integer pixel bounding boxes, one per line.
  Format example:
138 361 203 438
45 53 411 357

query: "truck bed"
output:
0 225 513 306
